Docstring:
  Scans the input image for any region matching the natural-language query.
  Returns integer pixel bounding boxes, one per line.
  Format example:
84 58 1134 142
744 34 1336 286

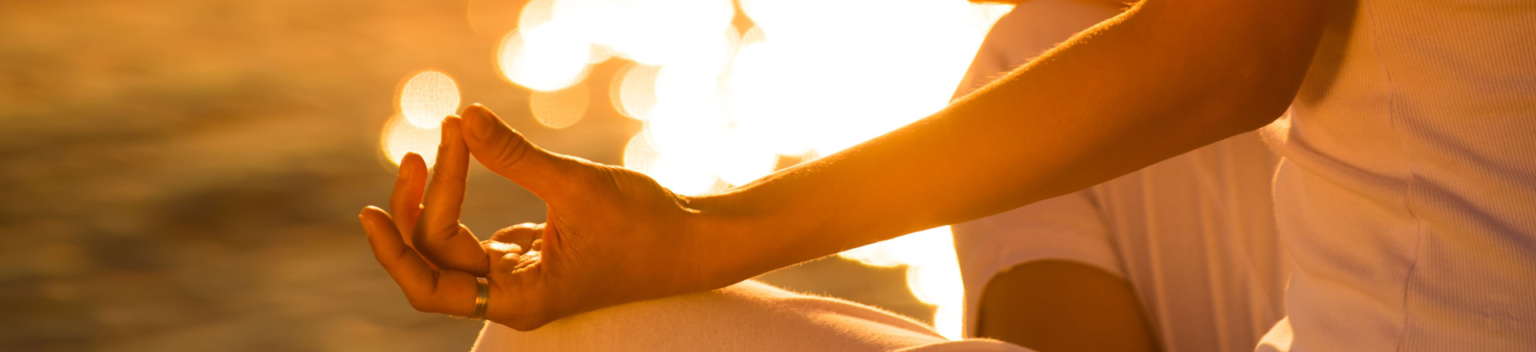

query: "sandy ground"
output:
0 0 933 350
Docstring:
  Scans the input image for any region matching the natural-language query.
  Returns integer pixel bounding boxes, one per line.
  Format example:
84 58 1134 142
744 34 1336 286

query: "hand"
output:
359 105 732 331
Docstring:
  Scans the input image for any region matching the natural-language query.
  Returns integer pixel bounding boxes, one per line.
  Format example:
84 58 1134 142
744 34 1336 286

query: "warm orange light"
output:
622 131 662 174
645 102 727 156
710 126 778 186
472 0 1015 338
622 132 719 195
723 41 820 156
467 0 522 38
498 24 592 92
610 63 661 121
517 0 556 30
530 83 589 129
380 114 442 166
601 0 735 66
840 226 965 339
398 71 461 129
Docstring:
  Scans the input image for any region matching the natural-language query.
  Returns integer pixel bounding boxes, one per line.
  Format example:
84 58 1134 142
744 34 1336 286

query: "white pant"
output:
471 281 1031 352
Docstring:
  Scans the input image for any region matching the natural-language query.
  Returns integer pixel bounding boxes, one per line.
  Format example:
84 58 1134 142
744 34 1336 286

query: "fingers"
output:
360 206 483 317
417 117 470 239
485 244 525 274
484 223 542 273
413 117 492 275
389 152 428 247
489 223 542 251
459 104 576 198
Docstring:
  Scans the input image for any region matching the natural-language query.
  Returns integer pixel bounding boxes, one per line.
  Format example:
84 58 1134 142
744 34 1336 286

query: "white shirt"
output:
1259 0 1536 350
951 1 1289 351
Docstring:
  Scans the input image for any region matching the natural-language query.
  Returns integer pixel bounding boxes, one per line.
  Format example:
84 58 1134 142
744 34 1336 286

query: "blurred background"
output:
0 0 1011 350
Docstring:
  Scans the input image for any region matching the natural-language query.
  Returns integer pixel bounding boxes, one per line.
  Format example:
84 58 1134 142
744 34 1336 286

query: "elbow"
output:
1228 66 1312 133
1205 45 1318 135
1227 91 1291 134
1151 0 1328 136
1185 73 1298 138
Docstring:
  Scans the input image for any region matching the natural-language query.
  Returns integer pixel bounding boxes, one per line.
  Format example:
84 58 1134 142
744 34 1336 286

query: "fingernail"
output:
401 153 422 175
397 159 415 177
440 118 456 144
463 105 489 140
460 103 482 116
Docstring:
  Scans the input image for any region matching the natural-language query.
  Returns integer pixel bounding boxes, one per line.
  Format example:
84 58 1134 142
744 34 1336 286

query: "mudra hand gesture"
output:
358 105 737 330
347 0 1337 338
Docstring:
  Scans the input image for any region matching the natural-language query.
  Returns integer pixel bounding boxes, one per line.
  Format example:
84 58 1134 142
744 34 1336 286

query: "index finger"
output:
390 152 428 246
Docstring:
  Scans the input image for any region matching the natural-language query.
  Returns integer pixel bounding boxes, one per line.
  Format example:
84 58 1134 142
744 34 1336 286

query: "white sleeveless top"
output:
1259 0 1536 350
954 2 1292 352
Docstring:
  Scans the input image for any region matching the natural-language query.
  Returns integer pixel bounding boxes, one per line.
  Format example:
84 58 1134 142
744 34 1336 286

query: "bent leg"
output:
472 280 1032 352
976 260 1160 352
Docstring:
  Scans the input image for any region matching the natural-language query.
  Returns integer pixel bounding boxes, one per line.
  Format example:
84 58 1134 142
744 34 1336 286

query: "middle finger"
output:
414 116 491 274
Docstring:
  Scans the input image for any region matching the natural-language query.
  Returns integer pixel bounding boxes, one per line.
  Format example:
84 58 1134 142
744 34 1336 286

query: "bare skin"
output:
978 261 1160 352
358 0 1330 332
974 0 1133 9
959 1 1159 349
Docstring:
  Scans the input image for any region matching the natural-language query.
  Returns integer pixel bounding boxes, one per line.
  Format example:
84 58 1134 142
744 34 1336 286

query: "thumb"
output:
458 104 581 198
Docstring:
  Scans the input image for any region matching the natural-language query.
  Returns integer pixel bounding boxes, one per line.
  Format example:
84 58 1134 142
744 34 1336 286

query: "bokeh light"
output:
398 71 461 128
723 41 823 156
645 102 727 156
611 63 662 121
516 0 558 30
380 114 441 166
622 132 719 195
622 131 662 174
530 82 589 129
709 127 779 186
840 226 965 339
601 0 735 66
467 0 522 38
413 0 1013 339
497 24 593 92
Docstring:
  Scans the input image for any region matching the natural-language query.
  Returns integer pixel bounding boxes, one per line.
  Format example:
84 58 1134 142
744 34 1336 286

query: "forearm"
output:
690 0 1326 282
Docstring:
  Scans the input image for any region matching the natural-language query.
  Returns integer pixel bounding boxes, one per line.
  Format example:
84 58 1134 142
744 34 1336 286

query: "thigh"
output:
472 281 953 352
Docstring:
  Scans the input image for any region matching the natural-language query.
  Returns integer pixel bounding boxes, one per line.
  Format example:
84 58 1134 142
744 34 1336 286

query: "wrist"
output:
679 191 779 289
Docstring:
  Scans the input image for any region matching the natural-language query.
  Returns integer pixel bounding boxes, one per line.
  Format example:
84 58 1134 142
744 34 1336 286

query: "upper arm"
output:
1130 0 1331 131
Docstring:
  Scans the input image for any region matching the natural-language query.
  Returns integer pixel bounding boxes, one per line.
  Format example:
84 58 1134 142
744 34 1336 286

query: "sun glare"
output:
602 0 735 66
623 132 719 195
710 126 779 186
498 24 593 92
840 226 966 340
400 0 1016 339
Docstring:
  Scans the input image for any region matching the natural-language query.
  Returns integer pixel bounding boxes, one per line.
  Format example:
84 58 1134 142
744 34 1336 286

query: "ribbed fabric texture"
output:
1260 0 1536 350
